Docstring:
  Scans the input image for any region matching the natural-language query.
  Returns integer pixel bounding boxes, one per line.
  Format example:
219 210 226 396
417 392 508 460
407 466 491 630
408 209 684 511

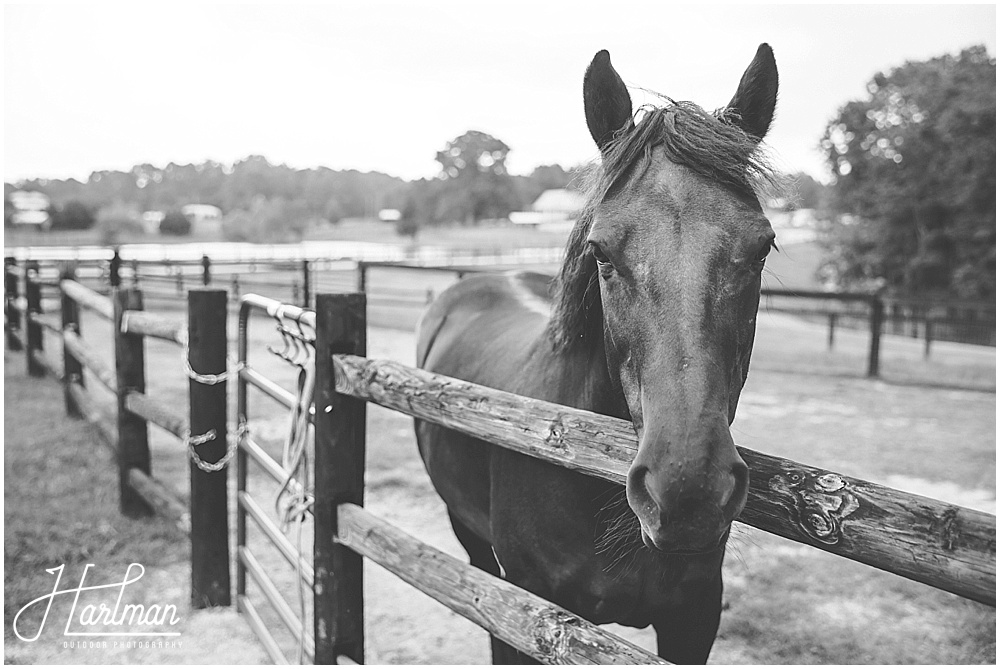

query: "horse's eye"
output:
755 239 777 269
588 241 612 266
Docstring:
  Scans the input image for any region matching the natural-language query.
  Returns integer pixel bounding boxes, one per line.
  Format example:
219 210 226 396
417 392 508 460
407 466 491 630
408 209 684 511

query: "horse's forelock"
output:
547 98 781 351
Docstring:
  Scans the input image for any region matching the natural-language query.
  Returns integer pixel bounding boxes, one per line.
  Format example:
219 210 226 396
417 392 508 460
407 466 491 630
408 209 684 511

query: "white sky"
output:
3 3 996 184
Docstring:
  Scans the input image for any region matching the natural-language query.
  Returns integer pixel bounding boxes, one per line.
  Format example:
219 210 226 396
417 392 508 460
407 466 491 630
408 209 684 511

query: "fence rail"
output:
330 354 995 605
335 502 667 664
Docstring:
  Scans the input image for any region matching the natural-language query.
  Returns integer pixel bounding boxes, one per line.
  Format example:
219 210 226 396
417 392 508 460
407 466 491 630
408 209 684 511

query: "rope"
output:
273 345 316 664
182 340 245 385
185 422 247 473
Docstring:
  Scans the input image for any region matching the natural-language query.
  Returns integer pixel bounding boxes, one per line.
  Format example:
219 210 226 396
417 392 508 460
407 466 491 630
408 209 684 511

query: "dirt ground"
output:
4 276 995 664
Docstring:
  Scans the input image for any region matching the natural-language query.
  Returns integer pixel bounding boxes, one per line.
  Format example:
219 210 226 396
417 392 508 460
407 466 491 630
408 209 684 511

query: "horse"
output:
414 44 780 664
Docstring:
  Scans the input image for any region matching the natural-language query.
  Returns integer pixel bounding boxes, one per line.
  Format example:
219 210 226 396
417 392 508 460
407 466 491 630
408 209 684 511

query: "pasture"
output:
4 264 994 663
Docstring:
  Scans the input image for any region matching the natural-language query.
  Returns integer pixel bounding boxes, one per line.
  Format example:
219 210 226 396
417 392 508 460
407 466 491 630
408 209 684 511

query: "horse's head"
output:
575 46 778 553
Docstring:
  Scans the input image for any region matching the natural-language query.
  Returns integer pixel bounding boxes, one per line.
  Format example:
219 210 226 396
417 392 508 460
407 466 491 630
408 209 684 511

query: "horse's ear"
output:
725 43 778 141
584 50 634 151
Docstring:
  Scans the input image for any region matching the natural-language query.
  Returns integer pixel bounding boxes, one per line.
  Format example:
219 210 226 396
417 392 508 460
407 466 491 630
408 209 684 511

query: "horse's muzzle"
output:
626 452 749 553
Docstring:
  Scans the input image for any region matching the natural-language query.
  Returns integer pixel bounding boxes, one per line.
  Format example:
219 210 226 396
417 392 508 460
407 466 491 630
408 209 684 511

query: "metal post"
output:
867 294 884 378
314 293 367 664
235 301 250 605
188 289 231 608
25 260 44 377
5 256 23 351
114 286 152 516
61 265 84 417
202 255 211 286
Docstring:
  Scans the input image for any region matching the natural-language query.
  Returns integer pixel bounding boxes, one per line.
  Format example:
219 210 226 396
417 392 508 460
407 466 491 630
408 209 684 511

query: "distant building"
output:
181 204 223 234
509 188 586 230
9 190 52 230
532 188 585 216
141 210 165 234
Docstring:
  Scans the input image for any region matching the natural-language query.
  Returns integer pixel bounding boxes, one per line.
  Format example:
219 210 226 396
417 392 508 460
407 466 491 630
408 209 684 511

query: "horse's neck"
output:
541 335 630 422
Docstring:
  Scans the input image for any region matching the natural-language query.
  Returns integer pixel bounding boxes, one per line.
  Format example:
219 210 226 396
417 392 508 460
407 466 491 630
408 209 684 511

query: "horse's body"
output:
415 46 780 663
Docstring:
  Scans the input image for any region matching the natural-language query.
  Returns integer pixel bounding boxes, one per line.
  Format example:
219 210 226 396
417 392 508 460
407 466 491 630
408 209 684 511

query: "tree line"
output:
4 143 584 243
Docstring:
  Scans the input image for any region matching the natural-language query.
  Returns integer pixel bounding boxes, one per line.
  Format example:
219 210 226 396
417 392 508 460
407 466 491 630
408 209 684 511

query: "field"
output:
3 218 576 254
4 258 996 664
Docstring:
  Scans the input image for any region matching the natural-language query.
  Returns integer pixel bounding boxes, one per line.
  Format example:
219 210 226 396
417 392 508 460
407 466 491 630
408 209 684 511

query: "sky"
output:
3 3 996 185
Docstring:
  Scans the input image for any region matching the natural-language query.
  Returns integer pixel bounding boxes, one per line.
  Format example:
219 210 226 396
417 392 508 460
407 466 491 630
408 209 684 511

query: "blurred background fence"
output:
5 249 995 381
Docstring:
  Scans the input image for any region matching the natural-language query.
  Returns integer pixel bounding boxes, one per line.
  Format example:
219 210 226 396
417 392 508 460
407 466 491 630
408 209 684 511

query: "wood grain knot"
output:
545 414 567 448
530 609 579 663
769 470 860 545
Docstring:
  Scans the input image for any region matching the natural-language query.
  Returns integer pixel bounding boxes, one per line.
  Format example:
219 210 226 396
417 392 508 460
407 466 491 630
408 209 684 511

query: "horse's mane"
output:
547 99 780 351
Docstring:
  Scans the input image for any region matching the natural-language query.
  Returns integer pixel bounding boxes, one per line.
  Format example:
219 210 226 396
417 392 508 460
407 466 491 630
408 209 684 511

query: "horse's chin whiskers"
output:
595 488 646 578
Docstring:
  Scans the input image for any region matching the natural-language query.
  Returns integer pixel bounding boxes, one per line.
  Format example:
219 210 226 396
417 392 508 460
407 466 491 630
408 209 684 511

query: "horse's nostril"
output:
625 465 662 527
724 461 750 517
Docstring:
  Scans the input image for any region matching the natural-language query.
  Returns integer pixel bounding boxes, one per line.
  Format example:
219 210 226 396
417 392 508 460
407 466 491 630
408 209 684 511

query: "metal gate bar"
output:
236 293 320 663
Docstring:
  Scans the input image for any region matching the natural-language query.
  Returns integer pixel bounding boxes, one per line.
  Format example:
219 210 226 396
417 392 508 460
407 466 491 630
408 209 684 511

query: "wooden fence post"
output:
5 257 22 351
188 289 231 608
314 293 367 664
25 260 44 377
867 294 884 378
924 317 933 359
110 249 122 288
355 261 367 293
61 264 84 417
302 259 311 308
114 286 152 516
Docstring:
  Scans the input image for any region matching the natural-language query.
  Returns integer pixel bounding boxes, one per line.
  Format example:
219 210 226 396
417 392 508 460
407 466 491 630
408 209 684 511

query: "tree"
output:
433 130 521 224
220 197 313 243
159 210 192 236
49 200 96 230
819 46 995 298
5 197 16 227
323 196 345 225
95 202 141 245
395 217 420 240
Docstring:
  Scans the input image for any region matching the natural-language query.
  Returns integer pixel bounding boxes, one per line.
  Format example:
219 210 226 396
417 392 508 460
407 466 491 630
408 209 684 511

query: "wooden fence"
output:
4 265 996 664
13 263 232 609
232 292 994 664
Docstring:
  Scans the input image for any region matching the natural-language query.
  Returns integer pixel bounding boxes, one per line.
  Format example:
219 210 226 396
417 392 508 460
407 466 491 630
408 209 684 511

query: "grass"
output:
5 262 995 664
2 353 267 665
